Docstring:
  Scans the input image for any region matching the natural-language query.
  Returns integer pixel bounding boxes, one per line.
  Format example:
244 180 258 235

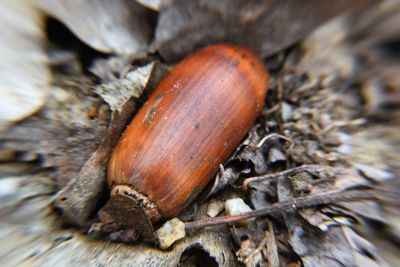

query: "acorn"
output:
107 44 269 222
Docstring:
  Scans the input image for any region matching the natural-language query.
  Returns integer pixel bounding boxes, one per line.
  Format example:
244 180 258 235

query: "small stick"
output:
266 220 279 267
243 164 328 190
244 230 269 264
262 104 280 116
255 133 294 149
184 189 380 230
321 118 367 134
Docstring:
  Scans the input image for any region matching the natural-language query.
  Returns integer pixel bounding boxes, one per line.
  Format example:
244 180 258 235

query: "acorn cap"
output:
98 193 157 243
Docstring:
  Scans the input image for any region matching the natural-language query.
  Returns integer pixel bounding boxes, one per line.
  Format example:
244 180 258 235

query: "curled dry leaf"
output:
35 0 153 55
0 1 51 126
54 62 160 225
154 0 375 61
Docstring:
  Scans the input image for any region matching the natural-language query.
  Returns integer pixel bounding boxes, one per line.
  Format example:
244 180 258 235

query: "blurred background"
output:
0 0 399 266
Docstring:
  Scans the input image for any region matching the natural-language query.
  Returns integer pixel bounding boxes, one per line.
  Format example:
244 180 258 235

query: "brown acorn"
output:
107 44 269 222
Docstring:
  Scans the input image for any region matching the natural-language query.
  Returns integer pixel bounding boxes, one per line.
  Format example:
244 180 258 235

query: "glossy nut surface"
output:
108 44 268 218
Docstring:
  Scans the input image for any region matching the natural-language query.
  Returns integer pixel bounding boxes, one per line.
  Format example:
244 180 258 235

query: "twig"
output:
203 164 222 199
255 133 294 149
243 164 328 190
321 118 367 135
244 230 269 264
184 189 380 230
266 220 279 267
262 103 280 116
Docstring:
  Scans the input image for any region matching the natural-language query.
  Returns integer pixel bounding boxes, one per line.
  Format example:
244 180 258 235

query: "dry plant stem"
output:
320 118 367 134
266 220 279 267
255 133 294 149
244 229 270 265
53 100 137 224
262 103 280 116
184 189 383 230
243 164 327 190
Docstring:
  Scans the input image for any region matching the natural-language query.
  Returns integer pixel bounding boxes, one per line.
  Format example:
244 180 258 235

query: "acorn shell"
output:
108 44 268 219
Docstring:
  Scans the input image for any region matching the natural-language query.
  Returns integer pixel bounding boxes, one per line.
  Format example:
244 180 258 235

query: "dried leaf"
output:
0 1 51 126
54 62 160 224
266 221 279 267
337 201 387 224
95 62 158 111
277 169 388 267
53 97 136 224
35 0 152 55
154 0 375 61
341 226 389 267
0 82 108 187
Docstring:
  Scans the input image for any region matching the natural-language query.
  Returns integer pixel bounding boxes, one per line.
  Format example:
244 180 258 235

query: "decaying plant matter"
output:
0 0 399 266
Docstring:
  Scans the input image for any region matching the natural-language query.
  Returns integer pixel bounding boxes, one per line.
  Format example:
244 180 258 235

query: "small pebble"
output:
281 102 293 121
207 200 225 217
156 218 186 249
225 198 253 225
